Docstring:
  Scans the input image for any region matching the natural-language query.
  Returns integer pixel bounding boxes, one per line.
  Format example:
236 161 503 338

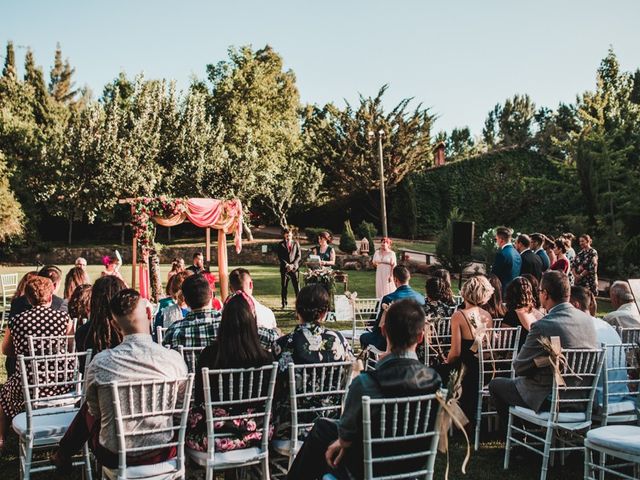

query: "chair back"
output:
492 318 504 329
156 326 167 344
17 350 91 433
201 363 278 461
27 334 76 356
362 392 442 480
477 327 521 390
599 343 639 423
548 348 605 425
1 272 18 330
176 345 203 374
365 346 384 371
423 317 452 365
106 374 194 478
353 298 381 323
618 327 640 345
287 361 353 452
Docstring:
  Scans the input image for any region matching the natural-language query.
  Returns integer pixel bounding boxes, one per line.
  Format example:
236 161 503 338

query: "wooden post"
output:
205 227 211 263
218 229 229 300
131 236 137 289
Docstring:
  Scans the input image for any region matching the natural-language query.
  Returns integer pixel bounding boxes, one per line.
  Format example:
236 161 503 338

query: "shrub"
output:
339 220 357 254
304 227 332 244
355 220 376 256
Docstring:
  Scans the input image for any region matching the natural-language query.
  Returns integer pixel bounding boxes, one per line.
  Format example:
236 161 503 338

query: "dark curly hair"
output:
68 284 92 324
86 276 127 353
521 274 541 309
505 277 535 312
295 284 330 324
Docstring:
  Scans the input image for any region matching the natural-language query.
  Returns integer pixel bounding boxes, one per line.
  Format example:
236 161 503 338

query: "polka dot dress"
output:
0 305 71 419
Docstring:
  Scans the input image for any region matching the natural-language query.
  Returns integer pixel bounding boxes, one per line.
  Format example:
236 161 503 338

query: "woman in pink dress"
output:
372 237 397 298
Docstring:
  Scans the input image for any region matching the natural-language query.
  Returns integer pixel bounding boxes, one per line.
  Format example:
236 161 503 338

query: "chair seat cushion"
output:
586 426 640 456
605 400 637 415
511 406 588 428
186 446 264 467
12 407 78 440
271 439 302 457
102 459 180 479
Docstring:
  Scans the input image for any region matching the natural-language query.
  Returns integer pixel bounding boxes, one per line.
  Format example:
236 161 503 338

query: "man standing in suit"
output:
515 234 543 281
491 226 522 290
530 233 551 271
276 228 301 309
488 271 598 426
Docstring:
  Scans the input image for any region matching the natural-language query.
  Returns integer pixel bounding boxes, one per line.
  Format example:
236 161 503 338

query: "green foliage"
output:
355 220 376 256
435 208 473 273
339 220 357 254
304 227 332 244
482 94 536 149
479 227 498 266
0 152 24 243
622 235 640 272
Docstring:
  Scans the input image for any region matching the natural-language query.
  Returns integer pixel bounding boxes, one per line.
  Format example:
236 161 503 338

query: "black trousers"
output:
280 269 299 306
287 419 359 480
488 377 531 432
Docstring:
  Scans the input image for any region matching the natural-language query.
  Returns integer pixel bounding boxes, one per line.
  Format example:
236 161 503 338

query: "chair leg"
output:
474 395 482 451
504 412 513 470
583 446 590 480
23 436 34 480
539 426 554 480
261 456 270 480
83 442 94 480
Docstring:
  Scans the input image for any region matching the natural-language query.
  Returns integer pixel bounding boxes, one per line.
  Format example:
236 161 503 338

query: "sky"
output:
3 0 640 135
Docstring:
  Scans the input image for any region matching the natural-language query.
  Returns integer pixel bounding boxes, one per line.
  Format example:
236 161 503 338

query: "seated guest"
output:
9 265 68 319
74 257 88 271
502 277 544 350
488 271 598 428
483 274 507 319
287 299 441 480
423 276 454 318
229 267 278 330
11 271 38 302
186 293 274 453
75 276 127 360
0 276 73 450
68 284 92 327
154 270 192 332
515 234 543 281
432 268 456 306
570 286 630 410
52 289 188 472
521 273 542 310
491 226 521 290
162 274 222 349
167 257 185 282
603 281 640 328
274 284 352 371
360 266 425 351
435 275 494 423
550 238 570 274
64 266 90 300
530 233 551 271
186 252 204 275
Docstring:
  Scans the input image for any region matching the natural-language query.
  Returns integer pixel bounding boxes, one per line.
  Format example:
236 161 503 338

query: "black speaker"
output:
452 221 474 256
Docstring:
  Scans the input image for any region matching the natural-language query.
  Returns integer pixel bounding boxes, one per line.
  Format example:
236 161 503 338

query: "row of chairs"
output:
1 272 18 332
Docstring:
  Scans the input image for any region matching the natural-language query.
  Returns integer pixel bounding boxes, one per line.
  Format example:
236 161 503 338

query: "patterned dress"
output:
0 306 71 419
573 247 598 295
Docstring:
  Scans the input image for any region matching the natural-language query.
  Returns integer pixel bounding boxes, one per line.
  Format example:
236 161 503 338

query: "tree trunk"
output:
67 214 73 245
121 219 126 245
243 222 254 241
167 226 172 242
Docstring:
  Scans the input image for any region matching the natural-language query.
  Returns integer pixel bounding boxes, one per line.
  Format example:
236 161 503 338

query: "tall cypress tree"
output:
2 41 16 80
49 43 77 103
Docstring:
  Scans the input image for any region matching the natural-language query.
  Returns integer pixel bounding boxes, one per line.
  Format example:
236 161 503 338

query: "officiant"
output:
277 228 301 309
312 231 336 267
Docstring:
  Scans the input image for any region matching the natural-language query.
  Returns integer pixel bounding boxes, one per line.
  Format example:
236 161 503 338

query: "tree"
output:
482 94 536 149
2 41 16 81
49 43 79 105
0 151 24 242
339 220 357 254
437 126 478 161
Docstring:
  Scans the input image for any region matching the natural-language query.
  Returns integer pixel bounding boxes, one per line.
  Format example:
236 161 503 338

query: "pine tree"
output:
2 41 16 80
339 220 357 254
49 43 78 104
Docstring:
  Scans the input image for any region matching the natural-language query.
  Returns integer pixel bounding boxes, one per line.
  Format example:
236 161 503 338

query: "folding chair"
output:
618 327 640 345
584 425 640 480
593 343 639 426
187 363 278 480
156 326 167 344
272 361 353 468
1 272 18 331
175 345 203 374
340 298 381 351
101 374 194 480
503 348 605 480
362 392 443 480
27 334 76 356
474 326 521 450
422 317 452 366
12 351 93 480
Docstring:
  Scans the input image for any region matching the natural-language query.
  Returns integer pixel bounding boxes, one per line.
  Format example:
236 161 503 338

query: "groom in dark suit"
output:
276 228 301 309
491 226 522 290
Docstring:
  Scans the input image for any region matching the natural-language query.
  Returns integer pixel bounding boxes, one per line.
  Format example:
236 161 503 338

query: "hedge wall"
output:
410 148 582 237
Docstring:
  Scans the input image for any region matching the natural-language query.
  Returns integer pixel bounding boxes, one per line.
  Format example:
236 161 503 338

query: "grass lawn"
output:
0 263 605 479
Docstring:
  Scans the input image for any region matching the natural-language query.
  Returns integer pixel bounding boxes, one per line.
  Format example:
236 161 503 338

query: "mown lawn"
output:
0 263 601 479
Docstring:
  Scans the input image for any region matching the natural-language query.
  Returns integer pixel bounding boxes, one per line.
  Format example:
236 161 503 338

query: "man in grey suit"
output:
488 271 598 427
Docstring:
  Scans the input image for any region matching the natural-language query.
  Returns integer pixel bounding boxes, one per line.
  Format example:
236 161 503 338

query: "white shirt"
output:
604 302 640 329
251 294 277 330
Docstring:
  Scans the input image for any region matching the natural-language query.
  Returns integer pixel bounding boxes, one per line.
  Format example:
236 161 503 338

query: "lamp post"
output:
368 129 388 237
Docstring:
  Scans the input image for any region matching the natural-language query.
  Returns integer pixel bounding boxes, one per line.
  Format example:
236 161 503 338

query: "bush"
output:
339 220 357 254
304 227 332 244
355 220 376 256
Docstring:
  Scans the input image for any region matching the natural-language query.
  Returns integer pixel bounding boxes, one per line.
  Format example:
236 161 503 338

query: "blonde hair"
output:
460 275 495 306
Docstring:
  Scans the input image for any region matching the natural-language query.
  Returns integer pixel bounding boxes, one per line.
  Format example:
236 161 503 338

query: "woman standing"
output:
372 237 397 298
101 253 126 285
572 234 598 296
312 231 336 267
550 239 570 274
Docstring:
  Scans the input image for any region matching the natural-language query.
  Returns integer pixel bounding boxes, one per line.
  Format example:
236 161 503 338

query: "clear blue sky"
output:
3 0 640 135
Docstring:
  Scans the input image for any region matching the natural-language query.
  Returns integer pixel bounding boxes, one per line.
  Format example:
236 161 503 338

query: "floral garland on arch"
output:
130 196 188 246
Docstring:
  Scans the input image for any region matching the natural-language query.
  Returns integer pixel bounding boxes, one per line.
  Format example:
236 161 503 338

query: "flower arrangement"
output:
303 267 337 293
129 196 188 246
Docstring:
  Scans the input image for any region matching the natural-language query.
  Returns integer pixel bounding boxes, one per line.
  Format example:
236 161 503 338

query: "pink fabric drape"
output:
138 263 150 300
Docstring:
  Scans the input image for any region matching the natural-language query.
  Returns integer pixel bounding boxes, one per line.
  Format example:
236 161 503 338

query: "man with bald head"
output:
604 281 640 328
53 289 188 472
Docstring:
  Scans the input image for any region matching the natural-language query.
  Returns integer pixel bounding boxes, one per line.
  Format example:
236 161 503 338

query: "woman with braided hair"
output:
75 276 127 369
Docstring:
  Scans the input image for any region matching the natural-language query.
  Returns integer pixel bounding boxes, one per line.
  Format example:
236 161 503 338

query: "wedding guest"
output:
101 254 126 285
550 238 570 274
423 277 454 319
530 233 551 271
484 274 507 319
75 276 127 361
74 257 88 271
9 265 68 319
312 231 336 267
543 235 557 267
515 234 543 281
52 289 187 472
502 277 544 350
572 234 598 296
68 284 92 327
372 237 397 298
360 266 425 351
167 257 185 282
186 252 204 275
64 266 90 300
0 276 73 451
603 281 640 328
522 273 542 310
229 268 278 330
562 233 577 262
11 271 37 302
435 275 494 423
276 228 301 309
491 226 521 290
186 293 274 454
287 299 441 480
432 268 456 306
154 271 192 332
